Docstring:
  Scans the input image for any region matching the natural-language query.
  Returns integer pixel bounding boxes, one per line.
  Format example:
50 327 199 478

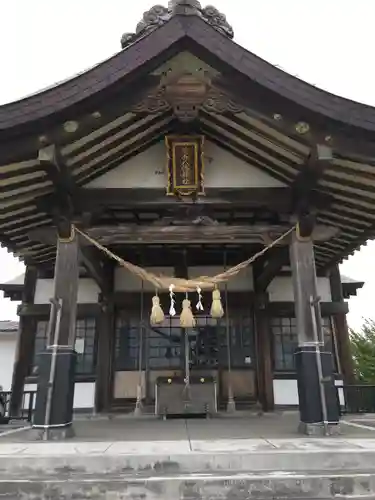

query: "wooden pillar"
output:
253 258 274 412
33 225 79 439
95 262 115 413
254 292 274 412
290 228 340 434
329 264 355 384
10 266 37 415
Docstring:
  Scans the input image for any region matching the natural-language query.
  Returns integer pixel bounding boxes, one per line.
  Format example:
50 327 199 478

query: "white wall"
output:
0 335 16 391
273 378 345 407
268 276 331 302
85 140 286 189
34 278 100 304
114 267 175 292
73 382 95 410
24 382 95 411
273 379 299 406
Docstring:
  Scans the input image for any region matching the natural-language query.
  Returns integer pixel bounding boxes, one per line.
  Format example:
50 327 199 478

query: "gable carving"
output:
131 74 242 122
121 1 233 49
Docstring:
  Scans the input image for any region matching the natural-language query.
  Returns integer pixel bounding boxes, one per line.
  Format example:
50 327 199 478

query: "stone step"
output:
2 449 375 477
1 470 375 499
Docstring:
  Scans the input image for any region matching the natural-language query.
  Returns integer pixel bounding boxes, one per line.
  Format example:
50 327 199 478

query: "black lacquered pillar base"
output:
295 346 340 435
33 347 77 440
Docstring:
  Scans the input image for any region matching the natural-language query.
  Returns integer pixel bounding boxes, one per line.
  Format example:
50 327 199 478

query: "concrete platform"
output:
1 410 374 442
1 412 375 498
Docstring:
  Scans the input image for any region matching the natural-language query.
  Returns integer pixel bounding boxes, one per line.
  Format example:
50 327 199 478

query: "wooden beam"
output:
28 223 339 246
38 145 76 218
292 144 333 215
74 187 295 212
79 246 107 292
256 247 289 291
17 303 101 318
267 301 349 317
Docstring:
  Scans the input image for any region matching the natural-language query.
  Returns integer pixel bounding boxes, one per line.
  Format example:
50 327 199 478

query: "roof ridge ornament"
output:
121 1 233 49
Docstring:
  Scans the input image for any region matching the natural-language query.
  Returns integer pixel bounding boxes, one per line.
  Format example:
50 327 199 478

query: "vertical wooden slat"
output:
253 257 274 412
254 292 274 411
95 261 115 413
48 234 79 346
289 231 323 345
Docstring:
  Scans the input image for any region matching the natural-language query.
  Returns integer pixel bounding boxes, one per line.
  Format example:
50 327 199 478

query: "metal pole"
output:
184 327 190 389
134 279 144 416
43 297 63 440
310 295 329 436
224 250 236 413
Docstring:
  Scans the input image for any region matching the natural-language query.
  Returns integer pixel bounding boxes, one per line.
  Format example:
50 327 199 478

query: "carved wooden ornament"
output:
165 135 205 196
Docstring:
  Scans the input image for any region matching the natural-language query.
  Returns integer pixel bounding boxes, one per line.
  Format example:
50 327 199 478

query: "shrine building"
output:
0 0 371 438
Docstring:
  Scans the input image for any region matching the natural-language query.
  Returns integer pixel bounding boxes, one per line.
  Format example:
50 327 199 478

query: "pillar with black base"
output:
290 227 340 435
33 346 77 439
33 225 79 440
10 266 37 416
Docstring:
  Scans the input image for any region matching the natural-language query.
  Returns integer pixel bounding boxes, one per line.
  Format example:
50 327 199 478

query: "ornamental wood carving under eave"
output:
131 83 243 121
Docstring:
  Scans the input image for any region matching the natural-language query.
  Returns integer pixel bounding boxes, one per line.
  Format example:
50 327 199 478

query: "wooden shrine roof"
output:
1 2 375 269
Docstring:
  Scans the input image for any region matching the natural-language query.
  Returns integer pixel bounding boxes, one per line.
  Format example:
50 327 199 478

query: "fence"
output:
0 390 36 424
342 385 375 414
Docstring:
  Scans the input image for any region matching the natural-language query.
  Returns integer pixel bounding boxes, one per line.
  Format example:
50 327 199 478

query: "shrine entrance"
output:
112 294 257 414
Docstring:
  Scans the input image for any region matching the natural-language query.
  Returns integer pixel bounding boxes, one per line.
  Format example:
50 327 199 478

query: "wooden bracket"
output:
38 144 76 221
256 247 289 292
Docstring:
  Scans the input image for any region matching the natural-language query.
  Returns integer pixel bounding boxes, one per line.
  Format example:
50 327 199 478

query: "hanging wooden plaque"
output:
165 135 205 196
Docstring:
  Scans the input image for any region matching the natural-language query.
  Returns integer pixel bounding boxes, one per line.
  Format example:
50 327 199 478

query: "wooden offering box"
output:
155 375 217 418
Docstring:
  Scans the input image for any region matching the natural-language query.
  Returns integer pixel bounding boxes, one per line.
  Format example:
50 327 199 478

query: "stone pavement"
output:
1 436 375 498
1 413 375 498
1 410 374 442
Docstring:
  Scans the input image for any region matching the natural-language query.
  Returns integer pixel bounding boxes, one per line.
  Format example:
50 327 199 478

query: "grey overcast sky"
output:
0 0 374 328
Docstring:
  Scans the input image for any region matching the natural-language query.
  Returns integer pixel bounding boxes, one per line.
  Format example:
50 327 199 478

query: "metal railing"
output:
342 385 375 414
0 391 36 423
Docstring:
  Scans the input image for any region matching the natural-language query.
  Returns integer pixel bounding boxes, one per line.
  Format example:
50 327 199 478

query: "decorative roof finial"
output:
121 1 233 49
168 0 202 13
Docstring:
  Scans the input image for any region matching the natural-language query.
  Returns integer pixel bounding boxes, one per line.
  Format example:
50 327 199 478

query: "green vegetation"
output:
350 318 375 384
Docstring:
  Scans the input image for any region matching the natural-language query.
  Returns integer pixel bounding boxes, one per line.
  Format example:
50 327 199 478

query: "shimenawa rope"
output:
73 225 295 291
73 224 295 325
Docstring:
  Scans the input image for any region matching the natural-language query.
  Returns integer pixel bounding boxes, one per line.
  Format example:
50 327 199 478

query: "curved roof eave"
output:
1 15 375 139
0 18 186 136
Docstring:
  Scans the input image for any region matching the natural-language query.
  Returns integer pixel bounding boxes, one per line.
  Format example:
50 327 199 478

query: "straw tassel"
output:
180 296 196 328
210 287 224 319
150 294 164 325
